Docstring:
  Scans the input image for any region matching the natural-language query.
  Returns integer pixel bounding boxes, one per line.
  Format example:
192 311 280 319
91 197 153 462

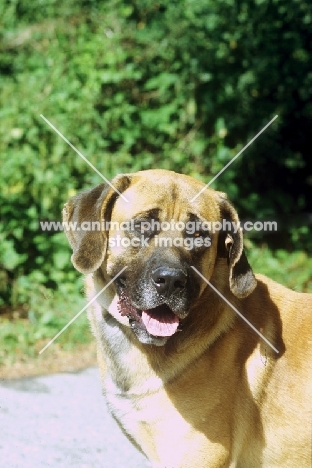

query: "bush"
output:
1 0 311 313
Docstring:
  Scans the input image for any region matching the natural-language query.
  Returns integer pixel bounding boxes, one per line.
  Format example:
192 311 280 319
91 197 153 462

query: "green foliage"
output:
0 277 90 365
247 242 312 293
0 0 311 318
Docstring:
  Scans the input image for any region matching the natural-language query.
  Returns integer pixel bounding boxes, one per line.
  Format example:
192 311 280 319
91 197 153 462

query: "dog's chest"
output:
103 354 172 456
104 374 165 431
99 313 191 457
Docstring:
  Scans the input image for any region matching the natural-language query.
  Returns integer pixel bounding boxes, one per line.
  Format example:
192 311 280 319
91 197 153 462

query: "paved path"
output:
0 368 151 468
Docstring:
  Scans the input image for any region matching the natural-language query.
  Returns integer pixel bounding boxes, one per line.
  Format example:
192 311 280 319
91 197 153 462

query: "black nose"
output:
151 267 187 296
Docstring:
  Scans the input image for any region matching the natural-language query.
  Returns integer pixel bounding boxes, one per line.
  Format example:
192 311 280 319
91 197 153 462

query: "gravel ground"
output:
0 367 151 468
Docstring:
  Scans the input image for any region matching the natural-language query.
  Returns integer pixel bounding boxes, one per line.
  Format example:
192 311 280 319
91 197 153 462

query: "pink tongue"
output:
142 307 179 337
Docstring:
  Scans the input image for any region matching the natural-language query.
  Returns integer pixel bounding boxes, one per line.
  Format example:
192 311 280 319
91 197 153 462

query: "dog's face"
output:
63 170 256 346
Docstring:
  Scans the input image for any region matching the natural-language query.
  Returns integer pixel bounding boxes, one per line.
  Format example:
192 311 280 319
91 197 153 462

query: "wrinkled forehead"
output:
111 173 221 222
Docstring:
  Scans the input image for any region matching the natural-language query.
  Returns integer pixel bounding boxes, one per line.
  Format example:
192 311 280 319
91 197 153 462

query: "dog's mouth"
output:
141 306 180 336
117 292 180 338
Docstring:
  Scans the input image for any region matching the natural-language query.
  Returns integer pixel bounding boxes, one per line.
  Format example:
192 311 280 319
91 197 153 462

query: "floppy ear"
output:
62 174 131 274
217 194 257 298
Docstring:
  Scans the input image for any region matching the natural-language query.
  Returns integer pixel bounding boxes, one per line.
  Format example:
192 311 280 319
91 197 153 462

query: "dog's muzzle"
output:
116 266 188 343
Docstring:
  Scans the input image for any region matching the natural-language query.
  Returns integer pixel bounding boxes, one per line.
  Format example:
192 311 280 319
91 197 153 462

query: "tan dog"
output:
63 169 312 467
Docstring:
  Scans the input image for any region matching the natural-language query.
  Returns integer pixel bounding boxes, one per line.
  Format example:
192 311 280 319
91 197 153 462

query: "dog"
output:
63 169 312 467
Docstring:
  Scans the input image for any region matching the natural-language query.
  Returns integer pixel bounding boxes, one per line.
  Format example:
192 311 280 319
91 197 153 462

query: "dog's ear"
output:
217 193 257 298
62 174 131 274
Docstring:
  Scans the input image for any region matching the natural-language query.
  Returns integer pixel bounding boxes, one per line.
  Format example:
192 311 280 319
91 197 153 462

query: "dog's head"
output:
63 170 256 346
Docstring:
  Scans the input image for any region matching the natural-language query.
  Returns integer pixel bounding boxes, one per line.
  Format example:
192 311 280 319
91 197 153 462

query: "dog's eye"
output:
133 219 159 237
192 230 208 238
184 230 211 251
